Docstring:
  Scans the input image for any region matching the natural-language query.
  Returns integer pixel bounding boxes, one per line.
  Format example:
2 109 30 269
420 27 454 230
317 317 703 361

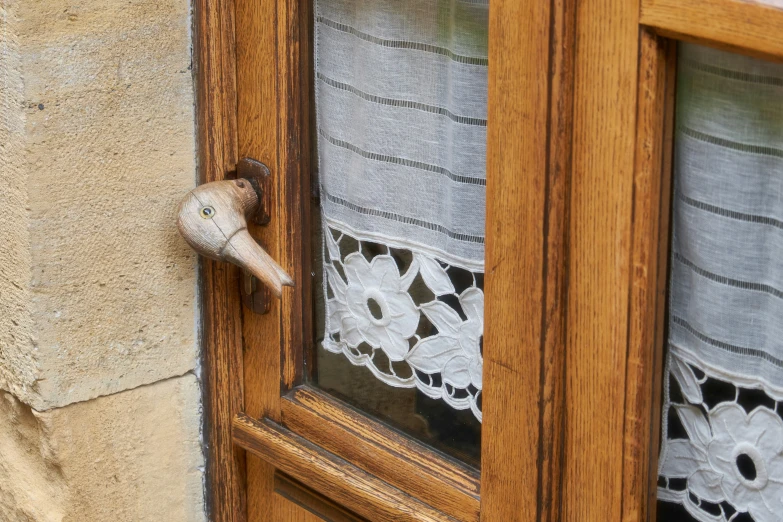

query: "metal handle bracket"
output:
229 157 272 226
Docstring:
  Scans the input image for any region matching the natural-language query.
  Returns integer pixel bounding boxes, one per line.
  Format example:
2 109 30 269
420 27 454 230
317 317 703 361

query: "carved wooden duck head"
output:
176 179 293 297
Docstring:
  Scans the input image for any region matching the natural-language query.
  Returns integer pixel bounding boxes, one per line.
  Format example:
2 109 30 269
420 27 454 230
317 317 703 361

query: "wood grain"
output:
235 0 315 517
648 41 678 522
621 30 676 522
481 0 573 519
539 0 575 519
281 386 480 522
234 0 288 519
273 497 328 522
194 0 246 520
235 0 485 517
277 0 313 392
641 0 783 60
564 0 640 518
234 0 477 518
233 414 461 522
274 472 369 522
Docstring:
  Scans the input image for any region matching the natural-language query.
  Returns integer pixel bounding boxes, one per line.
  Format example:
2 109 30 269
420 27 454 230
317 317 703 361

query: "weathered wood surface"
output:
194 0 246 520
564 0 641 517
233 414 461 522
281 387 480 521
234 0 311 518
197 0 774 519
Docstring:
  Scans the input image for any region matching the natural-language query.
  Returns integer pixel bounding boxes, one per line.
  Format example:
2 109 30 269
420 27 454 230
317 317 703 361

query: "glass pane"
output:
309 0 488 468
657 43 783 521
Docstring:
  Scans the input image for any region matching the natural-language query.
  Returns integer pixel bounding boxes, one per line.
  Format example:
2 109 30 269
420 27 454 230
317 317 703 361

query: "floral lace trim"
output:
321 223 483 422
658 350 783 522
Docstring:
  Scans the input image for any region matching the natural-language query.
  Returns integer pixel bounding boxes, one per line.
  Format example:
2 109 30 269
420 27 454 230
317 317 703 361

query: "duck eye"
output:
200 206 215 219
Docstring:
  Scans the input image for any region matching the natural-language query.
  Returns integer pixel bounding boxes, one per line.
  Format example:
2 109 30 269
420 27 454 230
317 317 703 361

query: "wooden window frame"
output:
641 0 783 61
567 1 783 520
194 0 783 520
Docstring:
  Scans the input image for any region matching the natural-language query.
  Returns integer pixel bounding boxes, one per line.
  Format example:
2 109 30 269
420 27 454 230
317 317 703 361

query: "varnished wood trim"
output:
274 472 369 522
277 0 313 391
234 0 287 518
621 30 676 522
539 0 575 520
194 0 246 521
641 0 783 60
233 414 461 522
649 40 679 522
481 0 573 518
281 387 480 522
235 0 314 515
563 0 640 517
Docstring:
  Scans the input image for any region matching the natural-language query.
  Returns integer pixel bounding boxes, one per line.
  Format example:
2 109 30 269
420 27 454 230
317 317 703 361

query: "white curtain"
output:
315 0 488 421
658 43 783 522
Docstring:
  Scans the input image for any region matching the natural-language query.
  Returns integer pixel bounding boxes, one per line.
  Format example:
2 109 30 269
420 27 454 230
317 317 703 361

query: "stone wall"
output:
0 0 205 520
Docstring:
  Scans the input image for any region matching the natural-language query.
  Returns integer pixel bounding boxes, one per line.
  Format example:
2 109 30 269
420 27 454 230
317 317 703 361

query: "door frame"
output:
193 0 684 519
194 0 246 520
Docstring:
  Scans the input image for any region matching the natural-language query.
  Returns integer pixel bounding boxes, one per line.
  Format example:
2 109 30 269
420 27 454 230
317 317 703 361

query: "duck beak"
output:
222 228 294 297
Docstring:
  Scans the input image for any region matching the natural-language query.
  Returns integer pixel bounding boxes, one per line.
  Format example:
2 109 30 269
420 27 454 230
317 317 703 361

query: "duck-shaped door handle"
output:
177 161 293 298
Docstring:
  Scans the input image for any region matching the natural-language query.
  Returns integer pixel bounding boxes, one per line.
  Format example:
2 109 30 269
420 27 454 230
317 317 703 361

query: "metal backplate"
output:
235 157 272 226
232 157 273 314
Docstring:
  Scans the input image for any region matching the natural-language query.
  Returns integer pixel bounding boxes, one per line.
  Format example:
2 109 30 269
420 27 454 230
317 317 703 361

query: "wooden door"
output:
195 0 564 518
191 0 783 520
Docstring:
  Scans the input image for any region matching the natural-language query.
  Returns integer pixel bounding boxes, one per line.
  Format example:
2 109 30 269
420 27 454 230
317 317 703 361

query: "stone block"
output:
0 0 199 410
0 374 205 522
0 0 36 408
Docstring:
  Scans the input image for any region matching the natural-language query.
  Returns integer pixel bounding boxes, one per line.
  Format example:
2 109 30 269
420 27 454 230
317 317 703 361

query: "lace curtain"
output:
315 0 488 422
657 44 783 522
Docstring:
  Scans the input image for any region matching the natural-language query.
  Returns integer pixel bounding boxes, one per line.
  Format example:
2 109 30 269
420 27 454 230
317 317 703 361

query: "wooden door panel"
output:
273 501 325 522
246 458 325 522
235 415 458 522
234 3 285 522
232 0 486 518
280 387 480 521
622 32 676 522
274 472 369 522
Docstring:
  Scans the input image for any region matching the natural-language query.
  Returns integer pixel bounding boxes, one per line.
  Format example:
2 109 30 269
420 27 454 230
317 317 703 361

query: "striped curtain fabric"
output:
316 0 488 268
315 0 489 421
657 44 783 522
